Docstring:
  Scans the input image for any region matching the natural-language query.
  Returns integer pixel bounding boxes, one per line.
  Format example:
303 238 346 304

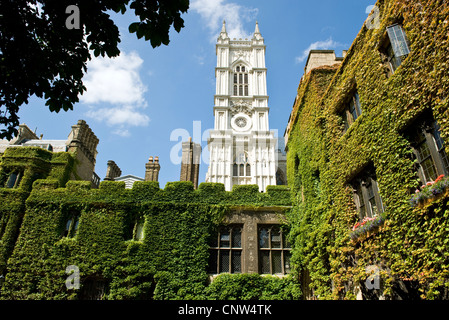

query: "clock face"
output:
231 113 251 131
235 117 247 128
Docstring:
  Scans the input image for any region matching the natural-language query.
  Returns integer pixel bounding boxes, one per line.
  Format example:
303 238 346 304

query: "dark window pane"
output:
239 74 243 84
433 122 449 174
239 85 243 96
233 85 237 96
6 172 19 188
259 228 269 248
232 228 241 248
234 74 237 84
241 66 245 72
272 251 282 274
210 230 218 247
232 251 242 273
220 230 230 248
260 251 270 274
271 228 281 248
246 164 251 176
208 250 218 274
220 250 230 273
239 164 244 176
356 185 366 218
354 92 362 116
421 157 438 181
233 163 238 176
244 73 248 84
244 85 248 96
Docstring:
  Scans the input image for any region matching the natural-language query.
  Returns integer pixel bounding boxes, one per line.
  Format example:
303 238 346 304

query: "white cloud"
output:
190 0 258 41
295 38 343 63
81 51 150 135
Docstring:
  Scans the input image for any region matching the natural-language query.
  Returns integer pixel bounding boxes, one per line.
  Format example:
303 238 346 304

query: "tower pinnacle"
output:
254 21 260 34
221 20 227 33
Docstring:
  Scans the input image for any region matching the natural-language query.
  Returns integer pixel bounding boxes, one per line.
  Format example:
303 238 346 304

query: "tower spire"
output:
254 21 260 34
218 20 229 42
221 20 227 34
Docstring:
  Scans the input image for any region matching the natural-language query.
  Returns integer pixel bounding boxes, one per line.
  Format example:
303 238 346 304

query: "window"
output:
382 24 411 74
233 151 251 177
233 64 249 97
246 163 251 177
78 276 108 300
133 220 145 241
5 171 23 188
351 168 384 220
340 91 362 133
407 116 449 184
63 213 80 238
208 225 243 274
258 225 291 275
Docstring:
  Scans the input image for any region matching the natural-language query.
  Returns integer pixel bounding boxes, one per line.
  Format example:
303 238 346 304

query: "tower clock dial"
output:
235 117 247 128
231 113 252 131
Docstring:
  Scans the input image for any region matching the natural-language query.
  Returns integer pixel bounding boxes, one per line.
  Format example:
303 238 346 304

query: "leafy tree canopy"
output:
0 0 189 139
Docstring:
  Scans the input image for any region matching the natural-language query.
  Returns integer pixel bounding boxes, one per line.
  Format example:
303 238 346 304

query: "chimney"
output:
145 156 161 182
180 138 202 189
104 160 122 181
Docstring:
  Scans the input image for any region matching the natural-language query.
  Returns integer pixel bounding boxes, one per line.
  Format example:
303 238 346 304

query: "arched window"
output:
239 164 244 176
233 163 238 176
233 64 249 97
233 152 251 177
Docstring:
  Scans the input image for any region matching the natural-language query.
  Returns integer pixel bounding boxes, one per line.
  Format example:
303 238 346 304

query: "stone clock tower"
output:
206 21 281 192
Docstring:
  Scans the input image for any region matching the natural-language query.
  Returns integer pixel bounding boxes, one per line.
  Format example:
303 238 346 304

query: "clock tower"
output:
206 21 280 192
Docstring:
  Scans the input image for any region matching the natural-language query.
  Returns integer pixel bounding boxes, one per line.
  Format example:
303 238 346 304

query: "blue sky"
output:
15 0 375 188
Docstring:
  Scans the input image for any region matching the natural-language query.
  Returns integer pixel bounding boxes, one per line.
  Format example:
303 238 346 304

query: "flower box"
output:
350 213 385 241
409 175 449 208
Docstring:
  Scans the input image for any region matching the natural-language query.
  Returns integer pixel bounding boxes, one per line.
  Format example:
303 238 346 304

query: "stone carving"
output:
230 100 253 116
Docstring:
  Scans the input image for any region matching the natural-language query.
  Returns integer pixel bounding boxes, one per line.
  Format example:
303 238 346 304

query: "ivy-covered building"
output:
0 119 298 300
284 0 449 299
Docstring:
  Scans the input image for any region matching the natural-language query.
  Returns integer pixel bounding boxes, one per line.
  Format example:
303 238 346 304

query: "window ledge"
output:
410 175 449 208
349 213 386 242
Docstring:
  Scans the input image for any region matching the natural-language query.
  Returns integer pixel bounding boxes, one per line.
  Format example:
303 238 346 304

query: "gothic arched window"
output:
233 152 251 177
233 64 249 97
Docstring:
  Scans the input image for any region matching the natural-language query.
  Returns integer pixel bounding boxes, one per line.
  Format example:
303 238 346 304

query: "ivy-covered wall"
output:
0 171 296 299
0 147 75 278
285 0 449 299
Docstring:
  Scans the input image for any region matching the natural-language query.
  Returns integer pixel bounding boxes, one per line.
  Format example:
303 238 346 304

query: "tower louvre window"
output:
233 64 249 97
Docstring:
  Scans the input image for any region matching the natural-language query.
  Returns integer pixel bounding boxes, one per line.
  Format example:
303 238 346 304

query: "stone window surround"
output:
208 206 290 277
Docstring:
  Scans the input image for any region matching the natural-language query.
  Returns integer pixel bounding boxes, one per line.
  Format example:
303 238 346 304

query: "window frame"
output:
340 90 362 133
408 117 449 184
5 170 23 189
258 225 291 275
351 169 384 220
380 23 411 75
233 64 249 97
63 212 80 238
208 225 243 274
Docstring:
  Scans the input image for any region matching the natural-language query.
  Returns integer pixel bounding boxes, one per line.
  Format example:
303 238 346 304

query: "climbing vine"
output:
285 0 449 299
